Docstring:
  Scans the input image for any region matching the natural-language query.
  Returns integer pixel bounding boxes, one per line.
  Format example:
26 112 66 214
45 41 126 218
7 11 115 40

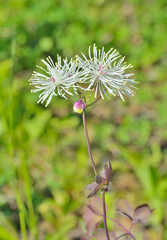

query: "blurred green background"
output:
0 0 167 239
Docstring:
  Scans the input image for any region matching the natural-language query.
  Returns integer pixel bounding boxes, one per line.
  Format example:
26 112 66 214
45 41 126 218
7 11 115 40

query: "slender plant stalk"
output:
85 83 96 105
82 92 135 240
82 111 97 175
65 93 74 103
9 28 28 240
82 110 111 239
21 155 37 238
102 192 110 240
86 88 106 108
86 95 101 108
10 27 37 240
75 83 82 98
16 189 27 240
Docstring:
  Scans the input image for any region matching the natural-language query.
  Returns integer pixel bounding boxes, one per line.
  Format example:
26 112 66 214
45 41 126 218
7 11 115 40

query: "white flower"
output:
29 56 79 106
76 44 137 101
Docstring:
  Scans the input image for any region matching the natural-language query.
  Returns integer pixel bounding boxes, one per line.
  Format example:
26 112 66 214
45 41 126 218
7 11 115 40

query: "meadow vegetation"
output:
0 0 167 239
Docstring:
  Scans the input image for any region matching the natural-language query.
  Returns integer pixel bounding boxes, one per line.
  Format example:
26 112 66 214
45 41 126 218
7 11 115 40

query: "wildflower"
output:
76 44 137 101
73 100 85 114
29 56 79 106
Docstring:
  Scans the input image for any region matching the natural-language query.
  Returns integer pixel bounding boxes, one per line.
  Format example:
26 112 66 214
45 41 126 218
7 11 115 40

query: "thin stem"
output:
82 111 97 175
86 88 106 108
66 94 74 103
75 83 82 98
107 217 136 240
85 81 97 105
10 27 27 240
86 95 101 108
102 192 110 240
16 189 27 240
21 155 37 238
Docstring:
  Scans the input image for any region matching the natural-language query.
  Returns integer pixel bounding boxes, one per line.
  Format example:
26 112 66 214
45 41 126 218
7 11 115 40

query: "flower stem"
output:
67 94 74 103
82 111 97 175
85 82 97 106
86 95 101 108
102 192 110 240
86 88 106 108
75 83 82 98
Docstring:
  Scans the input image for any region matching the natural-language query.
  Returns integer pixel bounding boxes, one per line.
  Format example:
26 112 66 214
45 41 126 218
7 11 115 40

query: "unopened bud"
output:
73 100 85 114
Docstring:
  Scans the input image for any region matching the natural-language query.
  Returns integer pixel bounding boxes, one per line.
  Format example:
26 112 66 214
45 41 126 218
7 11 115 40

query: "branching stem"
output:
85 82 97 105
75 83 82 98
86 88 106 108
86 95 101 108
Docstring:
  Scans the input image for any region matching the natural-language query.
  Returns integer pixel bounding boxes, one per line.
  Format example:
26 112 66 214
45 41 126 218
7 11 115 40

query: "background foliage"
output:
0 0 167 239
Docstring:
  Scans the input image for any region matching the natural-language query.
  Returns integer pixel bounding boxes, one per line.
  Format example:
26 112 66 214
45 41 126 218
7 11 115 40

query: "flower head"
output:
29 56 79 106
76 44 137 101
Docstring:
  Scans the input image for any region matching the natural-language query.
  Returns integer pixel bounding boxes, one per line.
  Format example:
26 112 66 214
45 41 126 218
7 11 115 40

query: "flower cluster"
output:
29 56 79 106
29 44 137 106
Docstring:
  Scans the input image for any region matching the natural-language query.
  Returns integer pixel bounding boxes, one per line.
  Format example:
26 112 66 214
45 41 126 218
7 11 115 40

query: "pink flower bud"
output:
73 100 85 114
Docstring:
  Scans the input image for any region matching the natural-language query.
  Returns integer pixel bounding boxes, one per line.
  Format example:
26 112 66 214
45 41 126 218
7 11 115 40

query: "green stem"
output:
86 88 107 108
75 83 82 98
21 155 37 239
16 189 27 240
8 27 28 240
85 83 96 106
86 95 101 108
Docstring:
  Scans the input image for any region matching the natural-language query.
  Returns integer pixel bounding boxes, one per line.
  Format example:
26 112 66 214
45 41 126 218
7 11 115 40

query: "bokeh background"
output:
0 0 167 239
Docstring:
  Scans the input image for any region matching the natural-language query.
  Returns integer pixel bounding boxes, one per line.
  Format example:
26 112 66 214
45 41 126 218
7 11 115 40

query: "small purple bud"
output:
73 100 85 114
